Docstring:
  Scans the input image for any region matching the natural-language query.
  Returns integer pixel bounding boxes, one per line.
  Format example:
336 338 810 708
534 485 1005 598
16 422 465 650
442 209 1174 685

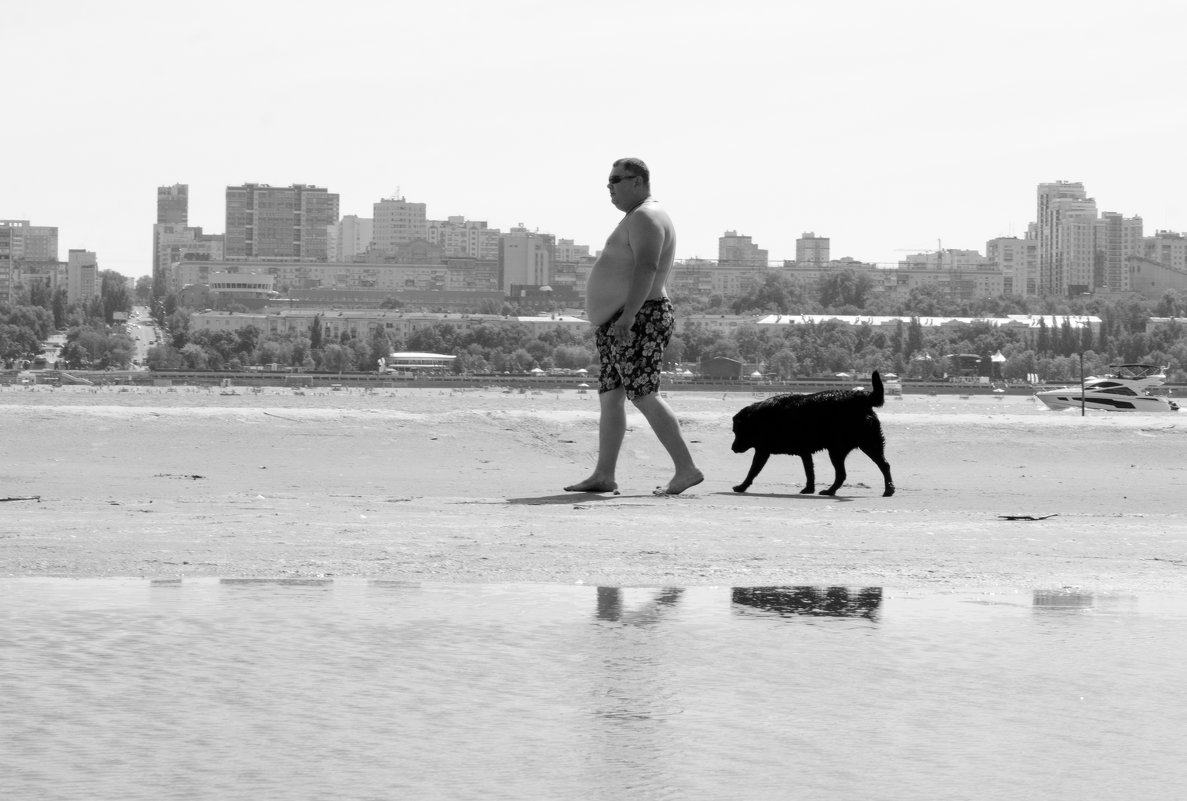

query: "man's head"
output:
607 157 650 211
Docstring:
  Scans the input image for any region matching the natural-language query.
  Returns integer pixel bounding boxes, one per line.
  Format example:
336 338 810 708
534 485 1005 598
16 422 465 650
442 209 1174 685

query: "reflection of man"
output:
595 587 684 624
564 158 703 496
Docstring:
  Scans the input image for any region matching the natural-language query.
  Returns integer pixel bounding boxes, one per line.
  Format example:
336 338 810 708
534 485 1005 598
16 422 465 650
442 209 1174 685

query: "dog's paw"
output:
818 488 837 496
732 484 749 493
883 487 896 497
799 487 814 494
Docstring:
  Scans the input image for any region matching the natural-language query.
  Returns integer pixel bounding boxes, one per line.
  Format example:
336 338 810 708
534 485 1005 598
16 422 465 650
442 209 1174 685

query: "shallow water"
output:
2 580 1185 800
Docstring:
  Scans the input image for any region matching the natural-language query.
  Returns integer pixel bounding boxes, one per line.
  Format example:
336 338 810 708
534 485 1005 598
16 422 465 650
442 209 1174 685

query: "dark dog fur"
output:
731 371 895 497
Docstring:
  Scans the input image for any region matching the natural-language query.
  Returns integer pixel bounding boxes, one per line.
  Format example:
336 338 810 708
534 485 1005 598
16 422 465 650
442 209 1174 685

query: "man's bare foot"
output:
653 469 704 496
564 477 619 494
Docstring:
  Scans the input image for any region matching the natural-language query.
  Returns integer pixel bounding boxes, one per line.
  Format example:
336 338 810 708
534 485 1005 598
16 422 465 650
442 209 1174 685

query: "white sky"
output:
4 0 1186 279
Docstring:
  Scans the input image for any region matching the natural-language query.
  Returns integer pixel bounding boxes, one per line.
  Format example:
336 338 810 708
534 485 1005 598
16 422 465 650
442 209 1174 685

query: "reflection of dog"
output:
732 586 883 619
731 371 894 496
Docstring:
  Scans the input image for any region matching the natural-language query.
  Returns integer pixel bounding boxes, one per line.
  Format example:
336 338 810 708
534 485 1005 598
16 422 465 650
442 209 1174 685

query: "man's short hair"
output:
613 157 650 183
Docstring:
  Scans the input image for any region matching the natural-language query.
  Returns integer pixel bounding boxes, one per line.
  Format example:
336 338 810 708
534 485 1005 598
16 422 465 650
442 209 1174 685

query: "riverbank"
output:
2 386 1184 591
11 367 1172 398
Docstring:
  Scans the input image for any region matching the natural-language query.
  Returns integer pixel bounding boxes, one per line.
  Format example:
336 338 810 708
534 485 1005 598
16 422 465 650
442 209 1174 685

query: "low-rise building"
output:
756 313 1101 335
172 258 499 296
1128 254 1187 300
187 309 590 342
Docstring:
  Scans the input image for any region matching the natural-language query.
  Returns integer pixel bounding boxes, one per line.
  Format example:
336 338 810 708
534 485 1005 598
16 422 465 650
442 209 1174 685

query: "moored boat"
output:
1034 364 1179 413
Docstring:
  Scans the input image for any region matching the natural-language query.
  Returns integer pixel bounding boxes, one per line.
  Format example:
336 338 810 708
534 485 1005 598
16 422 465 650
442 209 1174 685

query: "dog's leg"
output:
798 454 815 494
733 451 770 493
859 442 895 497
820 448 849 496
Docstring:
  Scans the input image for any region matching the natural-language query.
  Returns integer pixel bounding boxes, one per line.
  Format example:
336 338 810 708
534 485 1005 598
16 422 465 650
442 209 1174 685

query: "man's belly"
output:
585 265 630 325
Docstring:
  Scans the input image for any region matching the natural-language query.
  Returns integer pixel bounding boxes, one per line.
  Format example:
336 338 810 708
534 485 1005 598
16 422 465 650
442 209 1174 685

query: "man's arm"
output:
610 209 665 339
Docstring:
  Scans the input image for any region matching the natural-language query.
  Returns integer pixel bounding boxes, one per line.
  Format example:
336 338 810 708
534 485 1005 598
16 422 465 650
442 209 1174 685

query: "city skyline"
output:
4 1 1185 279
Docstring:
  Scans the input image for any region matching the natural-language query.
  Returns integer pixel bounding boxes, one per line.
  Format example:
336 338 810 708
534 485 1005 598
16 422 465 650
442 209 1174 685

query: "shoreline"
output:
13 368 1176 398
2 388 1185 591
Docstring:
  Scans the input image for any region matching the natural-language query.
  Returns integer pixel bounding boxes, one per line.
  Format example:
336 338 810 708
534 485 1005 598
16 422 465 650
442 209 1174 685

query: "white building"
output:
756 313 1102 335
425 216 501 261
499 226 554 293
66 249 99 305
985 237 1038 296
1036 181 1098 296
554 238 591 264
1144 230 1187 272
372 197 427 256
0 219 58 261
154 224 224 294
1096 211 1143 292
795 232 829 265
897 249 987 271
719 230 768 266
328 215 374 262
188 308 588 341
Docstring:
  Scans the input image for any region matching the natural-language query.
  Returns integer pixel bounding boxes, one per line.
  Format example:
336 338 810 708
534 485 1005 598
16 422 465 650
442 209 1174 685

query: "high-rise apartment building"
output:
372 197 427 256
327 215 374 262
157 184 189 225
986 237 1039 296
0 227 11 303
1039 180 1101 296
425 216 500 260
154 224 225 295
719 231 768 267
1095 212 1143 292
152 184 226 299
1 220 59 303
499 226 554 293
1036 181 1099 296
795 232 830 265
225 183 339 261
153 185 189 299
1 219 58 261
66 249 99 305
1144 230 1187 272
554 238 591 264
898 249 987 271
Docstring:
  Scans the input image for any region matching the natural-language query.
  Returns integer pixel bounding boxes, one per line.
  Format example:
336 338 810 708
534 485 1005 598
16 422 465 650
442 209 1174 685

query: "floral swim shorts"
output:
595 297 674 400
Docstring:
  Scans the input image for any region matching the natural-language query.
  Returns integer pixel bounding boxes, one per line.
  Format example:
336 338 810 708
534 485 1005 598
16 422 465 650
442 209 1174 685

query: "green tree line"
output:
7 271 1187 383
2 270 133 369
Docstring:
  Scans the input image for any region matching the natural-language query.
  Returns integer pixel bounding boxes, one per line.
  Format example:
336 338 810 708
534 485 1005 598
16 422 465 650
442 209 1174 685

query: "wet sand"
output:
2 384 1185 591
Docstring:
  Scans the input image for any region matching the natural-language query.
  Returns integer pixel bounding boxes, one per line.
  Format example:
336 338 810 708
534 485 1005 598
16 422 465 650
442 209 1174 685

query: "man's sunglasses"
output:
607 174 638 184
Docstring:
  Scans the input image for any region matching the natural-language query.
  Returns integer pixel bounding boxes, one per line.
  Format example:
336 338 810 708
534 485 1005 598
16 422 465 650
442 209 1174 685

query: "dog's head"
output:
731 405 756 453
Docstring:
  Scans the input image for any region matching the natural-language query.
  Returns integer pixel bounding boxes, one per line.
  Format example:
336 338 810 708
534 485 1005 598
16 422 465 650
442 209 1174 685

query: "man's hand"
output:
611 311 635 343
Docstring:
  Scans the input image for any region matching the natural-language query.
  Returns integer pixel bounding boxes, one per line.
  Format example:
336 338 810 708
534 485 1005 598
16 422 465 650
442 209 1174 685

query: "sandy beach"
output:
1 384 1184 591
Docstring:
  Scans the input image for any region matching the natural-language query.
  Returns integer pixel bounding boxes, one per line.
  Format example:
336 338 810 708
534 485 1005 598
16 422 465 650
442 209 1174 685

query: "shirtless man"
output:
564 158 704 496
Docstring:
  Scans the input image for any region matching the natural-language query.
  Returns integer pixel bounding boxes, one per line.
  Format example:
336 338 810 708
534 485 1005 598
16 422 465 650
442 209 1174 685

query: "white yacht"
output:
1035 364 1179 413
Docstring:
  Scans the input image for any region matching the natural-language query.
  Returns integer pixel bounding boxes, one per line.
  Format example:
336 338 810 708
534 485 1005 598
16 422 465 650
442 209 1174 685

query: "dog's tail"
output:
868 370 885 407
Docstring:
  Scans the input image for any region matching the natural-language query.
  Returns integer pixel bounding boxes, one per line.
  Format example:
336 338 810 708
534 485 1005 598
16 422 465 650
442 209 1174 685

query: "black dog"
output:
731 371 894 497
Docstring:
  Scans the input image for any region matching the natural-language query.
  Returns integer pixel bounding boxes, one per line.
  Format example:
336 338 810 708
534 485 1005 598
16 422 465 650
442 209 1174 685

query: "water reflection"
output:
1033 588 1096 611
220 578 334 587
732 585 883 619
2 579 1185 800
595 586 684 625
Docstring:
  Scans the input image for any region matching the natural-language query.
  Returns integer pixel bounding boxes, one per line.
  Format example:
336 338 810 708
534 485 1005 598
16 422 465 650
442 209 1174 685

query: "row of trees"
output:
6 269 1187 383
694 269 1187 321
1 270 135 369
145 310 595 375
140 297 1187 384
